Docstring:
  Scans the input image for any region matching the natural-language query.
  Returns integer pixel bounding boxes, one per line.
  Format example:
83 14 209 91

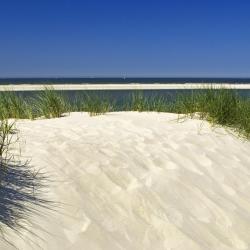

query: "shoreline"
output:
1 83 250 91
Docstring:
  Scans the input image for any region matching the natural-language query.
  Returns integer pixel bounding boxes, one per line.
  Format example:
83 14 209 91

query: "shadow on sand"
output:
0 157 53 248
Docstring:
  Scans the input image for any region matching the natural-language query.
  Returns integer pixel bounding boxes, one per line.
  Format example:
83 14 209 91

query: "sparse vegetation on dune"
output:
0 120 16 161
0 118 52 247
78 93 114 116
125 91 170 112
1 86 250 138
35 87 69 118
0 92 32 119
171 88 250 138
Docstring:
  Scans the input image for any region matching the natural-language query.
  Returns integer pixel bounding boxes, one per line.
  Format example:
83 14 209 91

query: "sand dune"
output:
1 112 250 250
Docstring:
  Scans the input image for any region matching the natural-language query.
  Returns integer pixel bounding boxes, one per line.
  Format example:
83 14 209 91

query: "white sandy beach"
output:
1 112 250 250
0 83 250 91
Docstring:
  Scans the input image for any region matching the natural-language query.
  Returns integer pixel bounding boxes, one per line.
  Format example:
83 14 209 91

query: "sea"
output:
1 78 250 101
0 77 250 85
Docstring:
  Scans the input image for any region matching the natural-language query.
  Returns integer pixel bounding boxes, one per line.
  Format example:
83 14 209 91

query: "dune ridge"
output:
1 112 250 250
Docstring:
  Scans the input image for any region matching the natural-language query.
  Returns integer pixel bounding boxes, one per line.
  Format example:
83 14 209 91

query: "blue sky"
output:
1 0 250 77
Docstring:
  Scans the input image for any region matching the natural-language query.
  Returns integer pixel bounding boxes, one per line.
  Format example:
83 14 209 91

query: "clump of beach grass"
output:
126 91 149 111
0 118 53 248
34 87 69 118
125 91 169 112
0 120 17 182
0 120 16 160
236 99 250 136
171 88 250 139
80 93 114 116
147 95 169 112
0 92 32 119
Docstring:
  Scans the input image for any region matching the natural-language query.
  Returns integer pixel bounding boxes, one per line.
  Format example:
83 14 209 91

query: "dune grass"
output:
0 118 52 248
0 120 16 159
76 93 114 116
34 87 69 118
171 88 250 138
0 92 32 119
126 91 170 112
1 87 250 138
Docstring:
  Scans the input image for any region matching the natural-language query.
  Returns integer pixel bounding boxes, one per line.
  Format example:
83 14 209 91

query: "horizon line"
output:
1 76 250 79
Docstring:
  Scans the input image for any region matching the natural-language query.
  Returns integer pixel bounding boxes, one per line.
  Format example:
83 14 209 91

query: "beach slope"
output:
1 112 250 250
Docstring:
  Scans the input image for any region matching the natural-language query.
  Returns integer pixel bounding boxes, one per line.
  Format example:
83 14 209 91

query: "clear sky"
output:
1 0 250 77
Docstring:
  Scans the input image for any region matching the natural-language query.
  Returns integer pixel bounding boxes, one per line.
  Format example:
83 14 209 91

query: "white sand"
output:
1 83 250 91
1 112 250 250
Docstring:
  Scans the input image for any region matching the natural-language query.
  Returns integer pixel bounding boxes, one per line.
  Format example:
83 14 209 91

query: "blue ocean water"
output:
0 77 250 85
1 78 250 101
